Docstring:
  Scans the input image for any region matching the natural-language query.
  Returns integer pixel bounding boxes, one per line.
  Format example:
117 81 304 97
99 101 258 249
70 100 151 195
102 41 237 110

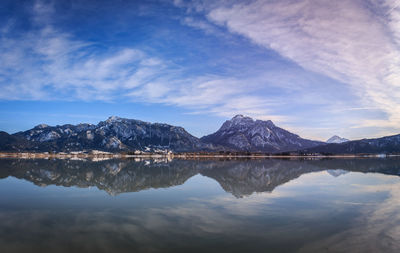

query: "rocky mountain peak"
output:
231 114 254 123
233 114 244 118
201 115 323 152
106 116 122 123
326 135 349 144
220 115 254 131
232 114 247 120
255 119 275 127
34 124 49 129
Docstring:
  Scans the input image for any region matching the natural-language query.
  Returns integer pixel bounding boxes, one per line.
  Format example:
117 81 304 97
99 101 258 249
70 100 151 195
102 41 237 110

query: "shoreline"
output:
0 152 398 160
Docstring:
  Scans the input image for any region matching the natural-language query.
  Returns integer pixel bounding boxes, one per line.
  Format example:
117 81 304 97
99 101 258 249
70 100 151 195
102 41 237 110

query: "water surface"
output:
1 158 400 252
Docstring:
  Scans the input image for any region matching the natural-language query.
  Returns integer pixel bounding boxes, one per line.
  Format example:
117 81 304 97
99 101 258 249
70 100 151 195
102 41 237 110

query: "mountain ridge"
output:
201 115 324 152
302 134 400 154
8 116 218 152
1 115 400 154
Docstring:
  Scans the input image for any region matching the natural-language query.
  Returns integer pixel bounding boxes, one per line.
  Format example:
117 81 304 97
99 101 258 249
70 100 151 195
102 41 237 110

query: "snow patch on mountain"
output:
13 116 221 152
327 135 350 143
201 115 323 153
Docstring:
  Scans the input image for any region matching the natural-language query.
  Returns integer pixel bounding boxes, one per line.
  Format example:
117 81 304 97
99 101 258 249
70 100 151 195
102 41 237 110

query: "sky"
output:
0 0 399 141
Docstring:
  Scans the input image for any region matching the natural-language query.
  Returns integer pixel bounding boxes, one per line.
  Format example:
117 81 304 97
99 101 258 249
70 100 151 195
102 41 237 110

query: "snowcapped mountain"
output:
326 135 349 143
10 116 217 152
200 115 324 153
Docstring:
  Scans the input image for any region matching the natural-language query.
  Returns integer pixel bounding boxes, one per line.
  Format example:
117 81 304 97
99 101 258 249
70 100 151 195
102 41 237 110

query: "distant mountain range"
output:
302 134 400 154
0 115 399 154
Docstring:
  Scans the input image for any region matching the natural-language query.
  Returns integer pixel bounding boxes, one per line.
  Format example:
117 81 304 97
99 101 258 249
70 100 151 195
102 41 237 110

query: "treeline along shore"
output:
1 150 399 160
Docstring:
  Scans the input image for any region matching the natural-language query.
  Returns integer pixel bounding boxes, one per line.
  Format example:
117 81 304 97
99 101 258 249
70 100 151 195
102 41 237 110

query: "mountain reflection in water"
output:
1 158 400 197
1 158 400 253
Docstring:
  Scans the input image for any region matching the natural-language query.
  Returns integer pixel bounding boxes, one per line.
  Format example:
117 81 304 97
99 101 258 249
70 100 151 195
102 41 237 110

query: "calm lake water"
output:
1 158 400 253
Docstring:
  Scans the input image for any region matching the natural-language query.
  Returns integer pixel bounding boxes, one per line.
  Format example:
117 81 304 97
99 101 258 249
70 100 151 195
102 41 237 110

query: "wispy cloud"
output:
1 0 400 139
0 1 296 125
0 1 168 101
171 0 400 136
200 0 400 129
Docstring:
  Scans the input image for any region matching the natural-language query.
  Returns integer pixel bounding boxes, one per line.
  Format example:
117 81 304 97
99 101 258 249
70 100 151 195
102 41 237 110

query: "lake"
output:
1 158 400 252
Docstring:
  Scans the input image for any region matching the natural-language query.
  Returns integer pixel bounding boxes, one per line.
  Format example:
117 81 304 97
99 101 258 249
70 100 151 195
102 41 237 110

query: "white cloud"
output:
0 1 282 122
2 0 400 139
172 0 400 133
0 18 164 101
180 17 220 35
299 179 400 252
128 74 288 123
130 82 172 99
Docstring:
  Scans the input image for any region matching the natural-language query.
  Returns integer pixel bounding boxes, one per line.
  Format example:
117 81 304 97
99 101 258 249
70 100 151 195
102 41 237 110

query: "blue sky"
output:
0 0 399 140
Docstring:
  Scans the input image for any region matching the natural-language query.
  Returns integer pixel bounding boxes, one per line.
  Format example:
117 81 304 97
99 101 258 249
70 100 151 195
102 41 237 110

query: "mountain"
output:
0 131 34 151
200 115 324 153
326 135 349 143
303 134 400 154
10 116 217 152
3 115 400 154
